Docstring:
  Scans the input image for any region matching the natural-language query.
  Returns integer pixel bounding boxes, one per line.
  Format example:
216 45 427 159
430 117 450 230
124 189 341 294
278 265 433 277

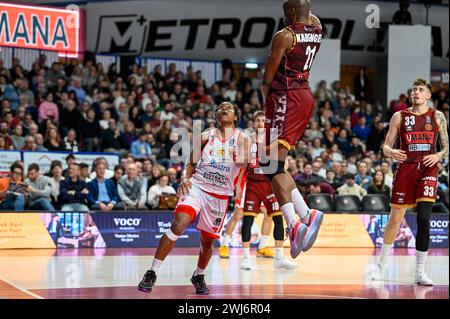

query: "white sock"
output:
258 235 269 250
378 243 393 267
416 250 428 274
222 233 231 247
150 258 163 274
281 203 297 228
243 247 250 258
195 267 205 276
291 188 309 220
275 247 283 260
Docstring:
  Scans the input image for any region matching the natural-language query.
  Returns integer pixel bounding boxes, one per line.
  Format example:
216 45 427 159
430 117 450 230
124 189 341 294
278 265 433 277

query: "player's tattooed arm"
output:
436 110 449 160
383 112 407 163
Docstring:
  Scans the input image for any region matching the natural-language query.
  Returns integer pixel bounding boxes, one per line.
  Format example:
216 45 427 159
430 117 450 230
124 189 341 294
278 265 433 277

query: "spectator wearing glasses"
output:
0 162 27 210
25 163 54 211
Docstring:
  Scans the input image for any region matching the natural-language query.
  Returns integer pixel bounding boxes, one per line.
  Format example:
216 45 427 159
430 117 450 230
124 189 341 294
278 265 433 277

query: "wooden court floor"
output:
0 248 448 299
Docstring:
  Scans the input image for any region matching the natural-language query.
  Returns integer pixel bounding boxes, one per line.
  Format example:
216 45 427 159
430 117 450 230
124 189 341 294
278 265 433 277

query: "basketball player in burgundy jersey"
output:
260 0 324 258
372 79 448 285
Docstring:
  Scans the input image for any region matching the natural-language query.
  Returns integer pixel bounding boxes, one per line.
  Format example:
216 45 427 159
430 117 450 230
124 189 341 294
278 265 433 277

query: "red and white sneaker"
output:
302 209 324 252
287 221 307 259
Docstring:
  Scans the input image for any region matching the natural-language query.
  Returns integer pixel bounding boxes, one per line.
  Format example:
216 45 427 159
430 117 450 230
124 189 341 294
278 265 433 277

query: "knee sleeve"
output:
265 161 286 180
165 229 180 241
272 215 284 241
241 215 254 243
416 202 433 252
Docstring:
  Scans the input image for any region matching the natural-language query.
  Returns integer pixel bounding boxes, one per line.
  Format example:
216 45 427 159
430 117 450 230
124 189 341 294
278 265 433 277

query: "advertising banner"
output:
0 213 55 249
0 151 21 177
86 0 449 69
22 151 119 174
91 211 200 247
0 212 447 249
0 3 83 57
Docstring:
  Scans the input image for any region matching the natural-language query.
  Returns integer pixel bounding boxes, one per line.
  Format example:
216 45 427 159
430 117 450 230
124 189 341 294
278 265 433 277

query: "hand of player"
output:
391 149 407 163
177 178 192 196
423 154 440 167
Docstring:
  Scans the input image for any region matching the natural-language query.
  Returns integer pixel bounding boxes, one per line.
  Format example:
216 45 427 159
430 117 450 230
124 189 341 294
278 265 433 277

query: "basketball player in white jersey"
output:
138 102 251 295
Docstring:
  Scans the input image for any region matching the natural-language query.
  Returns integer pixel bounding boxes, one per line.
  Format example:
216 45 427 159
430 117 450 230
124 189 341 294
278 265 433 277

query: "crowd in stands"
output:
0 54 448 212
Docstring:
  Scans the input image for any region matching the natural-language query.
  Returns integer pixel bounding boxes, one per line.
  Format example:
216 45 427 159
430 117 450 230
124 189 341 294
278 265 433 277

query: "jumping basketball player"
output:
240 111 298 270
138 102 251 295
261 0 324 258
372 79 448 285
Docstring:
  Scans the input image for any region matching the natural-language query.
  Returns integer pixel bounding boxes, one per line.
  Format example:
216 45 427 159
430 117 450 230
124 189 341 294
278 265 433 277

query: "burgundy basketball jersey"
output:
271 23 322 91
398 108 439 163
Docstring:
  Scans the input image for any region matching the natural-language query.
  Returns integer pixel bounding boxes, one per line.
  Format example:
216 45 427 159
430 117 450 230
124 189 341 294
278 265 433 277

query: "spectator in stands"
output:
147 174 176 209
354 67 369 102
60 99 83 134
34 133 47 151
393 0 412 25
81 108 100 152
355 161 373 190
59 163 89 211
0 162 27 210
167 167 179 191
25 163 54 211
306 177 336 198
312 160 326 180
367 120 386 153
47 160 64 207
295 162 316 185
352 117 371 142
0 134 13 150
109 164 125 187
130 132 152 159
2 77 21 110
390 93 408 115
67 77 86 103
21 135 36 151
380 160 394 189
314 80 332 103
325 169 340 191
38 92 59 123
89 157 114 180
87 162 123 211
118 163 147 210
11 124 25 150
44 127 64 151
63 129 79 152
337 173 367 200
79 163 91 183
367 170 391 200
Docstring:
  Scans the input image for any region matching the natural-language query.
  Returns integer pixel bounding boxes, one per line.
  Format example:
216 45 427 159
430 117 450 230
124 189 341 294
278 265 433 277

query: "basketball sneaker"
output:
415 272 433 286
302 209 324 252
287 221 307 259
137 270 157 293
190 272 210 295
274 258 298 270
241 257 251 270
256 247 275 258
218 246 229 258
371 263 387 281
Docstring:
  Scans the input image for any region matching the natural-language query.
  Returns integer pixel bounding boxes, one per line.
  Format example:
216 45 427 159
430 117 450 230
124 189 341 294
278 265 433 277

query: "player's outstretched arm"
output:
383 112 407 163
424 110 449 167
261 30 293 101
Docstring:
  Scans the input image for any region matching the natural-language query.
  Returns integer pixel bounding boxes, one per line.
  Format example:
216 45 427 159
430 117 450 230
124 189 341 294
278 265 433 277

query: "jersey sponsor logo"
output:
404 132 434 144
209 159 231 173
210 209 225 218
422 176 437 182
295 33 322 43
202 171 228 186
408 144 431 152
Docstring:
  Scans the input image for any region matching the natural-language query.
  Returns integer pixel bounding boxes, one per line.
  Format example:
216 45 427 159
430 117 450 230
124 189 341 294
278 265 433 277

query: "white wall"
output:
309 39 341 94
387 25 431 106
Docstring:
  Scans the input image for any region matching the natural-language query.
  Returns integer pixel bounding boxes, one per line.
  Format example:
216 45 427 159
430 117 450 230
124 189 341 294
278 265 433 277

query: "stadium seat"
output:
307 193 334 212
362 194 389 212
334 195 361 213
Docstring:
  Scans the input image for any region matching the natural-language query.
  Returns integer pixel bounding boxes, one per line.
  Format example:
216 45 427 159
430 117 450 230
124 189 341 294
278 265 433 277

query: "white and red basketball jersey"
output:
191 128 244 196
